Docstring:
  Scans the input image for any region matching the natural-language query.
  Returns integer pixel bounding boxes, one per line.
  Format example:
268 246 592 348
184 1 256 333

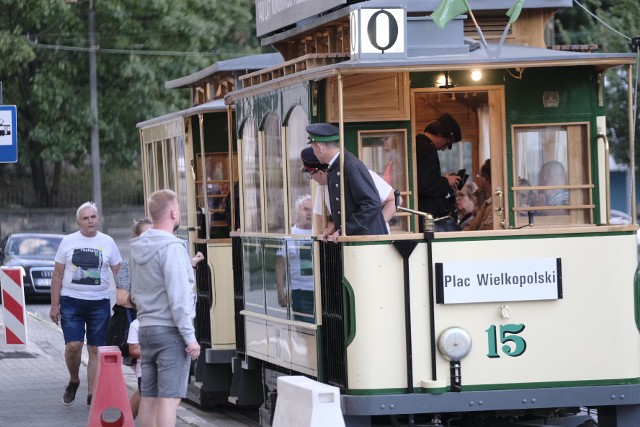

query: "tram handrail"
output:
394 190 434 232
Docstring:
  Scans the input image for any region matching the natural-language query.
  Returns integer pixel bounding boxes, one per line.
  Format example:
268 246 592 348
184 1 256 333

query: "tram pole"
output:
88 0 102 216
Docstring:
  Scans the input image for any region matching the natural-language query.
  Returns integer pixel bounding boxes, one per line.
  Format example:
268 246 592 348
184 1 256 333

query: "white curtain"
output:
477 103 490 164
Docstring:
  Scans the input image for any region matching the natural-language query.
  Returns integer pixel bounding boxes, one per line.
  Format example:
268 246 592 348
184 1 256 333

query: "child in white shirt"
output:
127 319 141 418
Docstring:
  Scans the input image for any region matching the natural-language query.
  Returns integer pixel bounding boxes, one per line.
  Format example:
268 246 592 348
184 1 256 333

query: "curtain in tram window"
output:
242 117 261 232
477 103 491 163
263 112 285 234
515 127 567 186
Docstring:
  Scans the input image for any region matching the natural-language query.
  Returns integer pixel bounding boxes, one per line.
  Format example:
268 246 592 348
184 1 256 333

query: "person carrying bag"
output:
106 303 137 366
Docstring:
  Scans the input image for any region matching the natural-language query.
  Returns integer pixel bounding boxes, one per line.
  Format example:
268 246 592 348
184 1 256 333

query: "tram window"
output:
265 239 287 320
359 129 410 232
512 124 592 227
157 140 166 189
263 112 285 234
275 237 315 323
285 106 310 234
145 142 156 195
242 117 261 232
439 141 473 179
195 152 237 230
167 138 177 191
242 238 266 315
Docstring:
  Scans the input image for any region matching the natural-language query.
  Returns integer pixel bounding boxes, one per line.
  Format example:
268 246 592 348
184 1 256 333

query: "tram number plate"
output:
435 258 562 304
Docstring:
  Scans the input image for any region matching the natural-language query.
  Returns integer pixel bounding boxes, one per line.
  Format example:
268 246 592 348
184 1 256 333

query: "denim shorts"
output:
139 325 190 398
60 295 111 346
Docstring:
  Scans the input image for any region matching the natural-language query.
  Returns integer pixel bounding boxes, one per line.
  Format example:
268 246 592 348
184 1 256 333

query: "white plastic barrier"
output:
272 376 345 427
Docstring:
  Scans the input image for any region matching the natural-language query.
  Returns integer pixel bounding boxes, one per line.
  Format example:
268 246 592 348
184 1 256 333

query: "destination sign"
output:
435 258 563 304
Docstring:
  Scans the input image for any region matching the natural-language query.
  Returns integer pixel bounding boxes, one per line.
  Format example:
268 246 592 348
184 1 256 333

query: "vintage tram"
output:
138 1 640 426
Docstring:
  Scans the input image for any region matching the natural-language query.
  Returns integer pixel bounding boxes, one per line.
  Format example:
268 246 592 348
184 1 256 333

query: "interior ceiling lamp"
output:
471 69 482 81
435 71 455 89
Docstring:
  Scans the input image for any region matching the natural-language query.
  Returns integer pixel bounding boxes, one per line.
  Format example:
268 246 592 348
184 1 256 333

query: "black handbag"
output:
105 304 137 366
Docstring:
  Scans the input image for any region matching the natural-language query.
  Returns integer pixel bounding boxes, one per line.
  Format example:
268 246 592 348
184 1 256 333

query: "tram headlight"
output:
437 327 472 361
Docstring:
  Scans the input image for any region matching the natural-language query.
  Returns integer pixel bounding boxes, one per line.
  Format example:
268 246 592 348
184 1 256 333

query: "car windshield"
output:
9 236 62 256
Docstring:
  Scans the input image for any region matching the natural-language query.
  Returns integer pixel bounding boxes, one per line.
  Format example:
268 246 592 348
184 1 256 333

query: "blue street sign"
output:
0 105 17 163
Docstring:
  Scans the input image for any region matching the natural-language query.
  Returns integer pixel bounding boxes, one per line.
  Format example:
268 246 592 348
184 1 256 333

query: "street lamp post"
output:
88 0 102 215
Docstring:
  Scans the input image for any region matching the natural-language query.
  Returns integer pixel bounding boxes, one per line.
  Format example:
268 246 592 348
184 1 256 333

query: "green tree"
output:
555 0 640 166
0 0 262 206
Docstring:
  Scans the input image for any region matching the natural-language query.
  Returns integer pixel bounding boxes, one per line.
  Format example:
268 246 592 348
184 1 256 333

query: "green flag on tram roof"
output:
430 0 470 29
506 0 524 25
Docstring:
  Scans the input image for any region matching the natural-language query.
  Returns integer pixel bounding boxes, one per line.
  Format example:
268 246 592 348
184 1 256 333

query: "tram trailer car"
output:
220 1 640 426
137 53 284 407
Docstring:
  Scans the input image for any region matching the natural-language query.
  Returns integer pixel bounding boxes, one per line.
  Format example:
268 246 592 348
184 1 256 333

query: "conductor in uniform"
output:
307 123 388 241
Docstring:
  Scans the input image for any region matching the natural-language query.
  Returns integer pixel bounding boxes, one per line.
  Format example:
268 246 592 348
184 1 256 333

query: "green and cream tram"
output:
137 52 283 406
138 1 640 426
226 1 640 426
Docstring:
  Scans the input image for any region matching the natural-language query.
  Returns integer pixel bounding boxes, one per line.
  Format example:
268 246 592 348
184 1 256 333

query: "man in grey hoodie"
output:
129 189 201 426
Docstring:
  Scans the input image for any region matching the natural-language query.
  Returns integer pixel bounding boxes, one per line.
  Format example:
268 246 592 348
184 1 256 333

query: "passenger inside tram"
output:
415 113 462 223
464 158 493 231
534 160 569 215
456 181 478 229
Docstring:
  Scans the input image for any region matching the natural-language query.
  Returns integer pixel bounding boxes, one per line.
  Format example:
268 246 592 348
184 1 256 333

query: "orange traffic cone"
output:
87 346 134 427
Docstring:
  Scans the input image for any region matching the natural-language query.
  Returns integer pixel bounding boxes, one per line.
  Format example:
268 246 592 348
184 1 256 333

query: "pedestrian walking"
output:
49 201 122 406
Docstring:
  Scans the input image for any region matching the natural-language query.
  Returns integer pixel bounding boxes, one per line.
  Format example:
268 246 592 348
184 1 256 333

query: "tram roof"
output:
225 43 636 104
261 0 573 45
136 99 227 130
165 53 284 89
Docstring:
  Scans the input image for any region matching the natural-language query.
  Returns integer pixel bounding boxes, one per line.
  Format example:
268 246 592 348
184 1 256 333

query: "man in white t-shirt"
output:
49 201 122 407
300 147 397 236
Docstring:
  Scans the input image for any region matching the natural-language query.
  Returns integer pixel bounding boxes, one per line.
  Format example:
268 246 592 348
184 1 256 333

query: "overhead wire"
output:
572 0 631 41
24 35 254 58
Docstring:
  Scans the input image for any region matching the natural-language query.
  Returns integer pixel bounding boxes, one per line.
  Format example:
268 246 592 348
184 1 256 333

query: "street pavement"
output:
0 309 248 427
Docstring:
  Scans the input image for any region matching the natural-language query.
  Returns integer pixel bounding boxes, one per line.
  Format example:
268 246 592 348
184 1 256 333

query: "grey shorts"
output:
138 325 190 398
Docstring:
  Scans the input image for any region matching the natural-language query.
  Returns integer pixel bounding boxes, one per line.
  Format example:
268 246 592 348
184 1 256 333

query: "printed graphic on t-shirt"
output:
71 248 103 285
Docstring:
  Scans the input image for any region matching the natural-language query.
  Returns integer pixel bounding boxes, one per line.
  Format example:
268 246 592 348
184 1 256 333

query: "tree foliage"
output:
0 0 262 206
555 0 640 166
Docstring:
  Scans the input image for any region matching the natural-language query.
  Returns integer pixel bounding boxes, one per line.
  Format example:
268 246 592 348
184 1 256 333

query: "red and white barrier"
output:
0 266 28 346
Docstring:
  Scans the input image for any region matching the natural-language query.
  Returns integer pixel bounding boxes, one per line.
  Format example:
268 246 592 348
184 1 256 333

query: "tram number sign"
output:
486 324 527 358
350 7 406 60
0 105 18 163
435 257 563 304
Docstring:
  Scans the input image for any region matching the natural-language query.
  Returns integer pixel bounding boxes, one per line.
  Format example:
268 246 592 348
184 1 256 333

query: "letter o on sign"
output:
366 10 398 53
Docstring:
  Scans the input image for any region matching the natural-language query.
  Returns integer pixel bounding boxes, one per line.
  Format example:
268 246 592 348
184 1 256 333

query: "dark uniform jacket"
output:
416 134 455 218
327 150 388 236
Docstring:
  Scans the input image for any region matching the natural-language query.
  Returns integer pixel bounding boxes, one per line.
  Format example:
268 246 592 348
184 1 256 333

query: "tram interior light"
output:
471 70 482 81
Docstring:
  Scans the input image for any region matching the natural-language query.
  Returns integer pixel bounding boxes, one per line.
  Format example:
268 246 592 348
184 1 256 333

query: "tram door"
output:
411 87 507 229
